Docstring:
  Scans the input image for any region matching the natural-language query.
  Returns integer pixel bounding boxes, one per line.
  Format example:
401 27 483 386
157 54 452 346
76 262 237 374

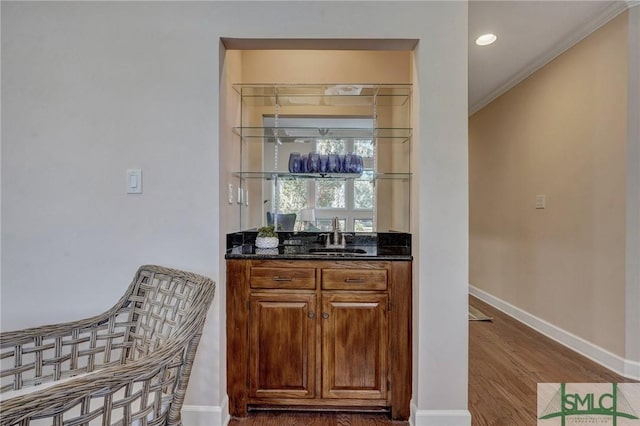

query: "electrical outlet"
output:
535 194 546 209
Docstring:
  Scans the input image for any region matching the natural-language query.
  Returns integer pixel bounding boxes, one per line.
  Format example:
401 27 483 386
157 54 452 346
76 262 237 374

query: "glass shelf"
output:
233 84 412 107
374 172 412 180
233 82 412 232
232 127 412 143
233 171 411 181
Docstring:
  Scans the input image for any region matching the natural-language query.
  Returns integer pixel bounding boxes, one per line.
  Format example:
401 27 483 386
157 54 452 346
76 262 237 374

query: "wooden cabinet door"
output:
249 293 316 399
322 293 388 400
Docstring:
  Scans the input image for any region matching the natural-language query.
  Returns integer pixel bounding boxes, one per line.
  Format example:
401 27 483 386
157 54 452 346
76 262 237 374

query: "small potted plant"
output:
255 225 279 249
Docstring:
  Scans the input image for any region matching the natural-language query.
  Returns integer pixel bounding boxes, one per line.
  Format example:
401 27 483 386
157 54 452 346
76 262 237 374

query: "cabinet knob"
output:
322 312 329 319
308 312 316 319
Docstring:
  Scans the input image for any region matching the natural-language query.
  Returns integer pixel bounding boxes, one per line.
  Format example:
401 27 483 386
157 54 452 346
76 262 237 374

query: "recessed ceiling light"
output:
475 33 497 46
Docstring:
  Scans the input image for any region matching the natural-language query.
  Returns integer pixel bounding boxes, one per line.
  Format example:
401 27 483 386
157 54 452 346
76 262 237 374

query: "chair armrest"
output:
1 309 135 392
0 341 185 426
1 264 215 426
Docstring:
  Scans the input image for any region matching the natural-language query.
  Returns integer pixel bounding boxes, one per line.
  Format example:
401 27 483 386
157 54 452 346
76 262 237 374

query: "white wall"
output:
411 9 469 420
469 8 640 380
626 4 640 378
471 13 628 354
1 2 469 425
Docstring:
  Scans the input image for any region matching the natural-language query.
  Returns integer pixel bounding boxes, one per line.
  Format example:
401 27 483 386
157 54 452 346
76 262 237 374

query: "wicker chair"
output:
0 265 216 426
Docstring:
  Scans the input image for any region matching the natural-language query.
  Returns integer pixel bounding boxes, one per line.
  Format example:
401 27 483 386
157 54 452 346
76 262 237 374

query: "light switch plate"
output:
127 169 142 194
535 194 546 209
237 187 244 204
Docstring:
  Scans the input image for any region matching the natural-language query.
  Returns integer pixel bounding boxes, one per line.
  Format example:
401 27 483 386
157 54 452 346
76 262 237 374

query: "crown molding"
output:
470 1 632 116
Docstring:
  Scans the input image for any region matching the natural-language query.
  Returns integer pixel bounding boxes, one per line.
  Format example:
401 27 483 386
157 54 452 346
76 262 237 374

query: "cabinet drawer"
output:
250 267 316 289
322 269 387 290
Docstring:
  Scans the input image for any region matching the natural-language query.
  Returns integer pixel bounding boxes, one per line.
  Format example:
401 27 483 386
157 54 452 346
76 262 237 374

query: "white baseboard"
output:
410 404 471 426
624 358 640 379
182 397 229 426
469 285 640 381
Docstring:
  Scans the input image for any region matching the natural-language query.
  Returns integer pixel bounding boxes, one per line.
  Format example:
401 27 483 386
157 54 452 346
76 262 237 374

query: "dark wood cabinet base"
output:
227 259 412 421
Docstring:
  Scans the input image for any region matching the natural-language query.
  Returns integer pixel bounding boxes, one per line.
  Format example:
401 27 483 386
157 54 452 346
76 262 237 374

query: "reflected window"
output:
354 219 374 232
354 139 374 158
277 179 308 213
317 139 346 155
354 171 374 210
316 180 346 209
317 218 346 232
265 116 375 232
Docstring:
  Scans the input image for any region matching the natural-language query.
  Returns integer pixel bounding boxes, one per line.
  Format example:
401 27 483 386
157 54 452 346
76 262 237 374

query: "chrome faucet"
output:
325 217 348 248
332 217 341 246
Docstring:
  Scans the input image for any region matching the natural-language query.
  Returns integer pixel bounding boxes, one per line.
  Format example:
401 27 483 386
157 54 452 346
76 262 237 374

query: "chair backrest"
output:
124 265 216 360
266 212 297 231
106 265 216 425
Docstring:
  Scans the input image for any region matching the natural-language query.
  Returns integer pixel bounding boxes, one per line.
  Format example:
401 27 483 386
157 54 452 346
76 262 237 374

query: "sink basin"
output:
308 248 368 255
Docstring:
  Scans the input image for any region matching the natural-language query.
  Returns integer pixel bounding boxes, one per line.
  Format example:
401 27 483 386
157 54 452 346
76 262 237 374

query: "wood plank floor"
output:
468 295 636 425
228 295 636 425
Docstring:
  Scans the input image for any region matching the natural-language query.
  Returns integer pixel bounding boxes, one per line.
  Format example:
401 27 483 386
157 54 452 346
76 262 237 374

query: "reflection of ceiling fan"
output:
296 128 335 144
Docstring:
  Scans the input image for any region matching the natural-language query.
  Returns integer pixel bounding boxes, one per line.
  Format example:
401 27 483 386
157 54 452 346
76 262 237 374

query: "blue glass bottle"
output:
288 152 301 173
307 152 320 173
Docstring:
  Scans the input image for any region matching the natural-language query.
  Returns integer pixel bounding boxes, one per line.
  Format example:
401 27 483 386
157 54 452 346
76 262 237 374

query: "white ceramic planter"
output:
255 236 279 249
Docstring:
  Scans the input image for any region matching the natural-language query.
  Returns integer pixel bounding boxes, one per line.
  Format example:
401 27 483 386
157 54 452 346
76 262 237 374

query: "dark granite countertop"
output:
225 231 412 260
